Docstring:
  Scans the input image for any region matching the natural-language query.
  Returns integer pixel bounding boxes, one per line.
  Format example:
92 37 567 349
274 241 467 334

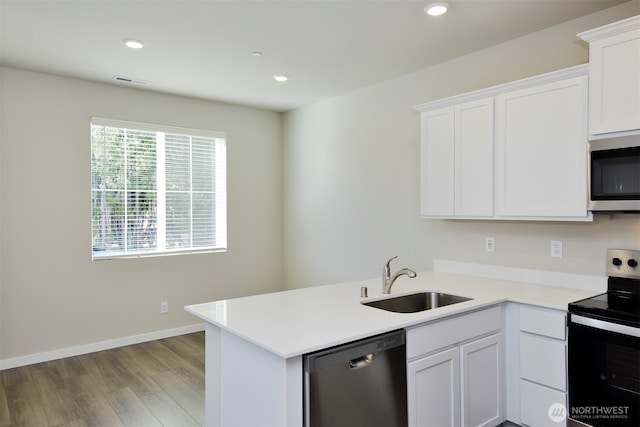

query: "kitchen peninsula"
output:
185 261 603 427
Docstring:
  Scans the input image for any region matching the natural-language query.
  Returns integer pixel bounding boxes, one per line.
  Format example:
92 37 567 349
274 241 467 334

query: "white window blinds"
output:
91 118 226 260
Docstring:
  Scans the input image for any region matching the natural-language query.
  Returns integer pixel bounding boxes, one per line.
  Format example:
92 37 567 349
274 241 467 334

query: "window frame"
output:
90 117 227 260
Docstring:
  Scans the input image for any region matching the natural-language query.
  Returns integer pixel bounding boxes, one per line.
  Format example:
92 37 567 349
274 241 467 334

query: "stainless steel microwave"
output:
588 135 640 213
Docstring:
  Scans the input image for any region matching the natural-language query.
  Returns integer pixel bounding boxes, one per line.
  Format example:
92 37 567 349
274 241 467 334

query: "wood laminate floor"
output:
0 332 205 427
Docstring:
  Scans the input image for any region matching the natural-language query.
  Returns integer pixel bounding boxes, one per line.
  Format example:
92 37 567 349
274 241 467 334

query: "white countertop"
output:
184 270 602 359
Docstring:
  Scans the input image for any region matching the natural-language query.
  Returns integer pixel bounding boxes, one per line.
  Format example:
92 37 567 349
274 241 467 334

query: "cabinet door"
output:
461 333 503 427
408 347 460 427
420 107 454 216
521 380 567 427
589 27 640 136
495 76 588 218
455 98 494 217
520 334 566 392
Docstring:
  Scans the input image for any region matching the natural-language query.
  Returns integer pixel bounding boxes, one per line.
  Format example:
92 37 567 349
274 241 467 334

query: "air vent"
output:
112 75 151 86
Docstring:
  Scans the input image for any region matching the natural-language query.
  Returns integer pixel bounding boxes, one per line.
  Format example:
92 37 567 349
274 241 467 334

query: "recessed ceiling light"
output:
273 74 289 82
250 51 264 57
124 39 144 49
424 2 449 16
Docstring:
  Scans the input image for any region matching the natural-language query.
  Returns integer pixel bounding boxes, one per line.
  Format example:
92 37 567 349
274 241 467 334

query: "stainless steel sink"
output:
362 291 472 313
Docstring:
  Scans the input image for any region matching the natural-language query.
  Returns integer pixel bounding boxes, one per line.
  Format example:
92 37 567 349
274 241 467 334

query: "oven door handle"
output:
570 314 640 338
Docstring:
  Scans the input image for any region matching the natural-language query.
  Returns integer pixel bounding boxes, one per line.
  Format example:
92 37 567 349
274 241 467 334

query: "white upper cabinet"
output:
419 99 494 218
414 65 591 221
454 98 494 217
495 75 589 219
420 106 455 216
579 16 640 138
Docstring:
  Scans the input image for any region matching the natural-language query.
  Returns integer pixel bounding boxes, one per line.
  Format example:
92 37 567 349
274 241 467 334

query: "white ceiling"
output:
0 0 629 112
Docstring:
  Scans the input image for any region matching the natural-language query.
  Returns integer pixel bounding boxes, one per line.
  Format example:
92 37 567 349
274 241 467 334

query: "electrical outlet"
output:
160 301 168 314
551 240 563 258
485 237 495 252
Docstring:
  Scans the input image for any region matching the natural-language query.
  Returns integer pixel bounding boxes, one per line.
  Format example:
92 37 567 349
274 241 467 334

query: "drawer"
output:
519 306 566 340
407 305 501 359
521 380 566 427
520 334 566 391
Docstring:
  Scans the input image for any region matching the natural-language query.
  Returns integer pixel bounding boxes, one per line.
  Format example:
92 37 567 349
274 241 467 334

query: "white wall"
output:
2 2 639 367
0 69 283 363
282 3 640 289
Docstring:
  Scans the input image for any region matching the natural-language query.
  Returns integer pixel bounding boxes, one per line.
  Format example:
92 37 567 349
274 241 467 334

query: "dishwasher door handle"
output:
349 353 374 369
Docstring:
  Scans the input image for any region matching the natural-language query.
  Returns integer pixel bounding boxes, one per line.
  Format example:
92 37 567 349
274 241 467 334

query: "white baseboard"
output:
0 323 205 370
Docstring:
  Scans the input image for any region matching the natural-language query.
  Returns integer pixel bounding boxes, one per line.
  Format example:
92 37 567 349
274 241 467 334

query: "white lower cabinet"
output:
520 334 566 391
521 380 566 427
461 334 502 427
515 305 568 427
408 347 461 427
407 306 503 427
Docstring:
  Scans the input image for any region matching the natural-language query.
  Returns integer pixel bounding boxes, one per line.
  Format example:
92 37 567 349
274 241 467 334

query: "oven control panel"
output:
607 248 640 279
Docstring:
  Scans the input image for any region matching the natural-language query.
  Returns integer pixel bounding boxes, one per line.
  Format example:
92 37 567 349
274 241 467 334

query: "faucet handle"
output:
385 256 398 269
384 256 398 276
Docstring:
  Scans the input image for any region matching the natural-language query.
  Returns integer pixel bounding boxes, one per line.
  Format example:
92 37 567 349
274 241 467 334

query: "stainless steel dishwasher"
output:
303 329 407 427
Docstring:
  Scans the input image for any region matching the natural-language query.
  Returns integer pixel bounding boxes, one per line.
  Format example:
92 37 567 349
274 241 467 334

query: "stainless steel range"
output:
568 249 640 427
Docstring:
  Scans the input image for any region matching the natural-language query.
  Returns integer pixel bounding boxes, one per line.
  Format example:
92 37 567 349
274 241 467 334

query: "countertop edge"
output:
184 271 603 359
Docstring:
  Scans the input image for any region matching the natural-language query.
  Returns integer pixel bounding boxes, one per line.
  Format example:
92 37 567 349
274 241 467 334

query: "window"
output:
91 118 226 260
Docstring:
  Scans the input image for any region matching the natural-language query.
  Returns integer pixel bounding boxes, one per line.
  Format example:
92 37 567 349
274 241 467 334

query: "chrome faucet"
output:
382 256 417 294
